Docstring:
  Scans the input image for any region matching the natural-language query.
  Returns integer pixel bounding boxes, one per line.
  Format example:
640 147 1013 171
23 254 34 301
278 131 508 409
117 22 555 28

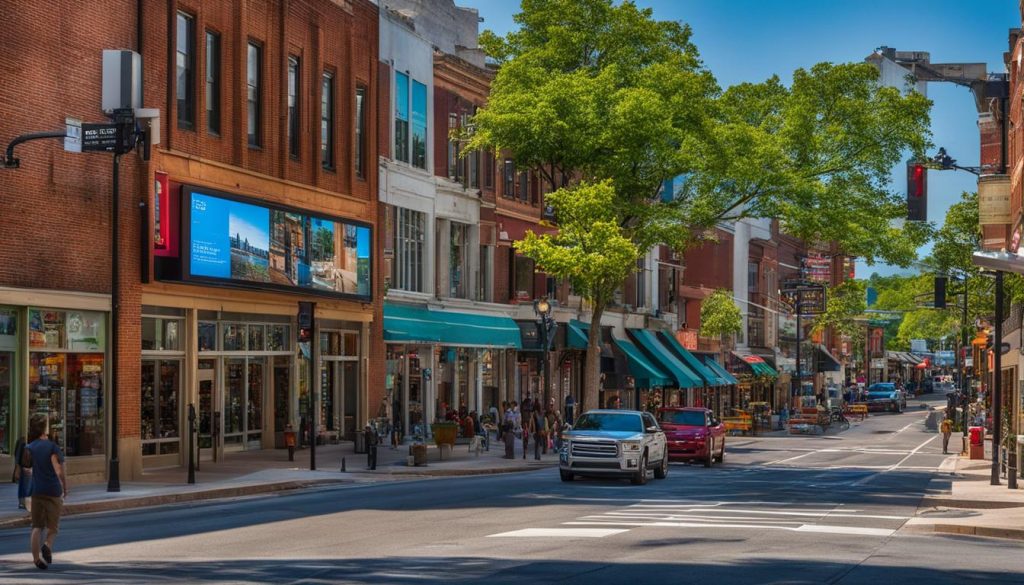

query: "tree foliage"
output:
700 289 743 339
812 280 867 338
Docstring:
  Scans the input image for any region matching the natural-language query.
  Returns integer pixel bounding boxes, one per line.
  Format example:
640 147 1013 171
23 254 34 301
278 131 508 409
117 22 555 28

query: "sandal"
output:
34 559 48 570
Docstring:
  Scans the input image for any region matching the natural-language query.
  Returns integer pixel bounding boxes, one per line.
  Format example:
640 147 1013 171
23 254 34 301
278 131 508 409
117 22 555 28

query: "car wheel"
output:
715 442 725 463
703 443 714 468
559 469 574 482
654 451 668 479
631 453 648 485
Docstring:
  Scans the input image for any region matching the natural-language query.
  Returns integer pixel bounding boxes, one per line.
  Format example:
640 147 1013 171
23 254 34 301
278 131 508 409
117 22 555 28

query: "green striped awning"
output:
658 332 727 387
383 303 522 348
628 329 702 388
612 337 672 389
700 355 739 385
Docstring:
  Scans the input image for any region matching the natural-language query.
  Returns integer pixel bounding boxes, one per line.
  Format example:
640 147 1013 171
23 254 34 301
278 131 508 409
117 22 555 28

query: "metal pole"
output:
992 270 1003 486
310 322 317 471
107 153 121 492
541 317 551 410
187 403 196 484
795 290 802 408
962 281 969 443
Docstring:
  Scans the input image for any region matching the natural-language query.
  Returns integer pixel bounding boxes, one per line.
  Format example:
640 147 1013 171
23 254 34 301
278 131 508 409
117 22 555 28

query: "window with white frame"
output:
393 207 426 292
449 222 471 299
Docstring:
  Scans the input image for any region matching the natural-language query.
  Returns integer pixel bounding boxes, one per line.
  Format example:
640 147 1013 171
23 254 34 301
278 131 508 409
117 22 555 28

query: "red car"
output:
657 407 726 467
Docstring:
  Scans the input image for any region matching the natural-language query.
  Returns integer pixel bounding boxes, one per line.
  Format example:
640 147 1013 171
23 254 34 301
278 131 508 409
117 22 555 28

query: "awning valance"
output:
628 329 702 388
383 303 522 348
567 319 589 350
612 337 672 389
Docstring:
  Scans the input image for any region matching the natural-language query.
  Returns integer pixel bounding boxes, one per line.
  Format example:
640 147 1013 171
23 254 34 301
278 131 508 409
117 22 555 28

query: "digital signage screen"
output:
185 187 371 300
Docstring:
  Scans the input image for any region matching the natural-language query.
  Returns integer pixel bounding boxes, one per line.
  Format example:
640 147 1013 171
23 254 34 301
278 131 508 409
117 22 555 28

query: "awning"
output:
700 355 739 385
612 337 672 389
731 351 779 378
886 351 920 365
383 303 522 348
815 344 842 372
659 332 726 387
567 319 589 350
628 329 702 388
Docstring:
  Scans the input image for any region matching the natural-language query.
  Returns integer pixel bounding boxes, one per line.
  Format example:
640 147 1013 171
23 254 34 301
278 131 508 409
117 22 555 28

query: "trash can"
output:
354 431 367 454
969 426 985 460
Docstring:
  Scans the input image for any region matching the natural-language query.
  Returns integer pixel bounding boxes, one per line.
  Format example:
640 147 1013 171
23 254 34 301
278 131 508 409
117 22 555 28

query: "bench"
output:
787 408 825 434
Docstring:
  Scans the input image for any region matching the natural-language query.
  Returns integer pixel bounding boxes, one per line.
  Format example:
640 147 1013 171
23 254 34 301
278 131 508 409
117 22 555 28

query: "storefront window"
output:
142 360 181 456
321 330 359 357
198 322 217 351
142 317 182 351
248 325 265 352
223 323 245 351
0 352 12 455
268 325 289 351
29 310 65 349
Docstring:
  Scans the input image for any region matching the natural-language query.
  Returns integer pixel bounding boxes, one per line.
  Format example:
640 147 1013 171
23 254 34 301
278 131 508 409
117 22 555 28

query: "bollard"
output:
341 457 346 473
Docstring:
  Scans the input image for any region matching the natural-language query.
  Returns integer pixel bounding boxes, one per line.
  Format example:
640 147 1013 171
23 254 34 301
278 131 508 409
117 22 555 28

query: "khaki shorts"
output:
30 495 62 532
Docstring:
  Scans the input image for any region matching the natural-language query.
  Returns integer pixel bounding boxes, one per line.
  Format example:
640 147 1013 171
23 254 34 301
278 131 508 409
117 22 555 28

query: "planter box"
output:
409 444 427 466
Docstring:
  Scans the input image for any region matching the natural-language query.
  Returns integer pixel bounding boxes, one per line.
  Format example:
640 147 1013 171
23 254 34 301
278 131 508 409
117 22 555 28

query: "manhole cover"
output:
918 508 981 518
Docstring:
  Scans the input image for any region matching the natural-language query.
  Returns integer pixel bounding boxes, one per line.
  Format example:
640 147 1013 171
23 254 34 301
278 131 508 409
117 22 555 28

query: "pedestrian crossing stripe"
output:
487 528 629 538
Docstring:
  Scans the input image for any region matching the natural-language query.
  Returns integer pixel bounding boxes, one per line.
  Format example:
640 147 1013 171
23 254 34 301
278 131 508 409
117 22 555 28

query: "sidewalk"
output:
0 435 557 529
906 440 1024 541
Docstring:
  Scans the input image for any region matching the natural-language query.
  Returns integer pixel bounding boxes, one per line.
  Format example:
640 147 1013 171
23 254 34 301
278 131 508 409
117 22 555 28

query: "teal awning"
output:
568 319 589 350
700 355 739 385
730 351 778 379
658 332 726 387
612 337 672 389
383 303 522 348
628 329 702 388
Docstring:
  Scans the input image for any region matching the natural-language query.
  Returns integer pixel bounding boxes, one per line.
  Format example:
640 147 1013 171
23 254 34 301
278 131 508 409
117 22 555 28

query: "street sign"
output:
82 123 120 152
64 117 82 153
780 284 827 315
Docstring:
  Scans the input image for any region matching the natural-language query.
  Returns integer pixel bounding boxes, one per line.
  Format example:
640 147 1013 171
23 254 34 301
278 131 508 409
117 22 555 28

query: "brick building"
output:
0 0 382 481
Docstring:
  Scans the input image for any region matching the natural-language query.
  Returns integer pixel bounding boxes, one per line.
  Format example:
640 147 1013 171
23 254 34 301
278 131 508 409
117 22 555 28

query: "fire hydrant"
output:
284 424 297 462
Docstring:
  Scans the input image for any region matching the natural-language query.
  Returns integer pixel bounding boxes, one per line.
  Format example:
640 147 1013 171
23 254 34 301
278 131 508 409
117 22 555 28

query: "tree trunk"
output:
583 299 607 413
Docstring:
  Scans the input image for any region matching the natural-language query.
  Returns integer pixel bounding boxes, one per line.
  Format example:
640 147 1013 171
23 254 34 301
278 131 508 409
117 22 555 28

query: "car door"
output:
642 412 665 461
708 412 724 451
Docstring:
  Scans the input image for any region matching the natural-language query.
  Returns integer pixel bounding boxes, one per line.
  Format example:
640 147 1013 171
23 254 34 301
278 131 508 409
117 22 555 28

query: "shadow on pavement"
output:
1 554 1022 584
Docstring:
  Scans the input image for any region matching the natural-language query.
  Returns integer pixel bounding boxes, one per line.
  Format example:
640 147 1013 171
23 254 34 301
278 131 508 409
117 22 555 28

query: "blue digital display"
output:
187 189 371 299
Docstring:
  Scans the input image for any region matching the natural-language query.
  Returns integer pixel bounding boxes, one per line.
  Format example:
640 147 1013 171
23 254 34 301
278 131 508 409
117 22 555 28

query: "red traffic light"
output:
910 164 925 197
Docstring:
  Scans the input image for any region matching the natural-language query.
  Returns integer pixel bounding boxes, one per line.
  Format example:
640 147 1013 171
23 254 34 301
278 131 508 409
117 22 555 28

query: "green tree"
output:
471 0 932 409
699 289 743 339
812 280 867 338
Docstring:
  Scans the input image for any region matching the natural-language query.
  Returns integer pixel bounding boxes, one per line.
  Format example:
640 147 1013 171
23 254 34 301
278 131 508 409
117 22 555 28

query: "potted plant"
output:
430 421 458 447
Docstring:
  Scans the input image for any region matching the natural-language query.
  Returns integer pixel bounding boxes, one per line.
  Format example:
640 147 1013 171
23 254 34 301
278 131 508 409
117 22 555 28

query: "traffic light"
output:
934 276 947 309
907 161 927 221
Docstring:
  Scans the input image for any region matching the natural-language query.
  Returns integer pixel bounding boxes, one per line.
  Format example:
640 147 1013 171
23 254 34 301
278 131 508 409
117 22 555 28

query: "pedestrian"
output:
544 405 557 454
12 435 31 510
521 403 533 460
25 414 67 570
941 411 954 454
502 403 517 459
565 394 576 425
488 403 499 443
533 408 547 461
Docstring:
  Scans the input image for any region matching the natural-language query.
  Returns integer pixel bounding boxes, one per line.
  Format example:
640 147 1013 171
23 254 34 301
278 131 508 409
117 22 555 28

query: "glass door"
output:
29 353 66 448
0 353 12 455
273 357 290 436
224 358 245 447
197 359 217 457
341 361 358 441
247 359 265 447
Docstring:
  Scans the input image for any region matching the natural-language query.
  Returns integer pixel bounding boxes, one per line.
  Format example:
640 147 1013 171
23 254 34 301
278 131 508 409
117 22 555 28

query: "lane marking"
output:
619 508 907 520
562 521 895 537
794 524 895 537
487 528 627 538
852 434 938 486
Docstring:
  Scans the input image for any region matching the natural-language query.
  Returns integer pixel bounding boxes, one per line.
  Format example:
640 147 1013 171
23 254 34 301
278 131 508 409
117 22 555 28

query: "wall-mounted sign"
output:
978 174 1011 225
184 186 372 300
154 171 170 250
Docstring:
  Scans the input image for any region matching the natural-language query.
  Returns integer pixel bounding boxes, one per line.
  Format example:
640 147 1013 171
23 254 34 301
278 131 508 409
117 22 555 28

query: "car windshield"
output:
867 391 894 398
868 384 895 393
573 413 643 432
658 410 706 426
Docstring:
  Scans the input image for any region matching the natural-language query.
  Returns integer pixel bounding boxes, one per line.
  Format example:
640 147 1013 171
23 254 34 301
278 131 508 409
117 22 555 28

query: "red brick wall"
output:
682 230 734 291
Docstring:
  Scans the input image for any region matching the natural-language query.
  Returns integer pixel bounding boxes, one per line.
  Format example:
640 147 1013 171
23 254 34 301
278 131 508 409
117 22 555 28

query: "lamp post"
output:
534 298 554 407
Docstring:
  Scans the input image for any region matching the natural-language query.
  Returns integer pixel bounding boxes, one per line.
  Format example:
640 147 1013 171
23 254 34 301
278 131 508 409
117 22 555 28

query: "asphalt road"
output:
1 396 1021 584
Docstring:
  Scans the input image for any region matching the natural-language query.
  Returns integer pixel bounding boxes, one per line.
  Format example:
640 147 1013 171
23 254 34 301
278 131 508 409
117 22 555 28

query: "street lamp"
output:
972 250 1024 489
534 297 554 407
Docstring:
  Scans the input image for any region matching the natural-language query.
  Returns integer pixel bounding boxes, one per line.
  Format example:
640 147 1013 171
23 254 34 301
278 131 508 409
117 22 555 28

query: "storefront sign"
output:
978 175 1011 225
677 329 698 350
154 172 170 250
184 187 372 300
801 252 832 283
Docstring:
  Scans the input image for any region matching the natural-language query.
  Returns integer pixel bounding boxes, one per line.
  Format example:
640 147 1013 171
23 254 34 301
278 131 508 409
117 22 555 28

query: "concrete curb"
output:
929 523 1024 541
381 462 554 477
0 478 351 530
919 496 1024 510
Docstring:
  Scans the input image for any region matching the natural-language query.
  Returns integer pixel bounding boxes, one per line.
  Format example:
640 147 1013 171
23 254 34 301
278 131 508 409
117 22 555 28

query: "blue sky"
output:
461 0 1020 277
228 201 269 251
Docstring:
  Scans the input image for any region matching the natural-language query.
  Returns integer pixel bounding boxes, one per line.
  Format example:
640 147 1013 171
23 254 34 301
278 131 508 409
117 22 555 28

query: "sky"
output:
460 0 1021 278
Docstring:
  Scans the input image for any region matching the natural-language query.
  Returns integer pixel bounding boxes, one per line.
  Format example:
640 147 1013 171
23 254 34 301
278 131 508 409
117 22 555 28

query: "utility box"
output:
102 50 142 113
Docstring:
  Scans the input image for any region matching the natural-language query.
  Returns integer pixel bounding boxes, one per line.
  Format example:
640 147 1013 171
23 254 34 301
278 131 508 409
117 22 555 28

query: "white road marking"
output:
853 435 938 486
794 524 896 537
487 528 627 538
615 507 907 520
563 521 895 537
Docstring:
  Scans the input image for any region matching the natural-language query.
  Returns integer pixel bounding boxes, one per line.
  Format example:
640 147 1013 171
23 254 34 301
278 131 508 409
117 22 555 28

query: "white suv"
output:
559 410 668 485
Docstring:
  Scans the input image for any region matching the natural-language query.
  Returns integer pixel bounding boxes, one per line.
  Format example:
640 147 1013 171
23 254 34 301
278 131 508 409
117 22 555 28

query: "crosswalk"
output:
488 499 908 539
